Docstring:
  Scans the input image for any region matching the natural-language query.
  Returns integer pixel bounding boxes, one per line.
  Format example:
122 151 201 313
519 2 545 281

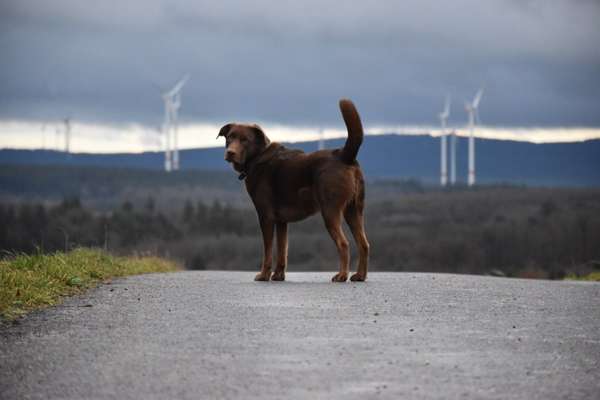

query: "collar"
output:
237 143 283 181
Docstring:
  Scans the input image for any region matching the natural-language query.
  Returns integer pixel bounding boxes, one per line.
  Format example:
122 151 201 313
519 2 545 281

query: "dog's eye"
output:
240 137 248 143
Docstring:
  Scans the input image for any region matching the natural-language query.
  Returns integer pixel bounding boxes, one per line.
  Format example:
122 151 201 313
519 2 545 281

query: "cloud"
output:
1 0 599 133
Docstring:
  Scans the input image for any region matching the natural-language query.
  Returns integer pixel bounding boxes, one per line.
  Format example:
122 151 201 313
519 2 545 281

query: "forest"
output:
2 184 599 279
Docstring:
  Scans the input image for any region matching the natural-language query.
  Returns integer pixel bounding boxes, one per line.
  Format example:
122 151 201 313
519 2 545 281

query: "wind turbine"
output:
55 126 61 150
63 118 71 155
438 95 450 186
160 74 189 172
318 128 325 150
41 123 47 149
450 129 457 185
465 88 484 186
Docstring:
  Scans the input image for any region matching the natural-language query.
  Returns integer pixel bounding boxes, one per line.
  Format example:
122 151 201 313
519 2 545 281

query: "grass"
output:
0 248 179 320
565 271 600 282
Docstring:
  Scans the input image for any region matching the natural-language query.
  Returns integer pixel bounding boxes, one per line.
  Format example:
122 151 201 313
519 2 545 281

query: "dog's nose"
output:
225 150 235 161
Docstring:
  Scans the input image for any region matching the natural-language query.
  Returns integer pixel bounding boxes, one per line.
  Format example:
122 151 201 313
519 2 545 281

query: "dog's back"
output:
246 99 365 224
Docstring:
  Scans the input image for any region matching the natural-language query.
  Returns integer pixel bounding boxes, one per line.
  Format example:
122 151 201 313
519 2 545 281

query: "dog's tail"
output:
338 98 364 164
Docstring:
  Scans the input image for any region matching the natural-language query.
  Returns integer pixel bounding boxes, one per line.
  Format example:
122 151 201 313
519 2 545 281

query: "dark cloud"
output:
1 0 599 128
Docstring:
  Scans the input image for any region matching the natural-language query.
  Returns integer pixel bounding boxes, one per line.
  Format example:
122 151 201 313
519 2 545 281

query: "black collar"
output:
236 143 282 181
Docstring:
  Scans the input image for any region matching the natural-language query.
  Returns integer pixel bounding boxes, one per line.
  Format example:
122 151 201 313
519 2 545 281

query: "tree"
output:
182 200 194 223
144 197 155 214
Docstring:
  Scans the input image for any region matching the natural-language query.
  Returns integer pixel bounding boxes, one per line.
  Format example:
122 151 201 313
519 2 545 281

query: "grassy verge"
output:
565 271 600 282
1 248 179 320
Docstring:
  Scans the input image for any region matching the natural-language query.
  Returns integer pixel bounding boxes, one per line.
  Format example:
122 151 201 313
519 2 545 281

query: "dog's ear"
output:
217 123 233 139
249 124 270 148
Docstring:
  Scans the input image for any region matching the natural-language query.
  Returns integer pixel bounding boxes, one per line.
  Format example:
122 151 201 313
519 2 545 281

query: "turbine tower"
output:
465 88 484 186
162 98 172 172
450 129 457 185
318 128 325 150
160 74 189 172
63 118 71 155
55 126 61 150
438 96 450 186
41 123 47 149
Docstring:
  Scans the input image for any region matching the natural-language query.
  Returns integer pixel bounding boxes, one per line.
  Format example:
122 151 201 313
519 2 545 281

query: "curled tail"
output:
338 98 364 164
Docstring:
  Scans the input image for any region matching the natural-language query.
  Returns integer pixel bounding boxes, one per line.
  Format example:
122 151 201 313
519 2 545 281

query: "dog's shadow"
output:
249 280 368 286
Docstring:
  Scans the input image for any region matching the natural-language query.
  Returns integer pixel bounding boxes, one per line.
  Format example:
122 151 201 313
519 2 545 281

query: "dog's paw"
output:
350 273 366 282
331 272 348 282
271 270 285 281
254 272 271 281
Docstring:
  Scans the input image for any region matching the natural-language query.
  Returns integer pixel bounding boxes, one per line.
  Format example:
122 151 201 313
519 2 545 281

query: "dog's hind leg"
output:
255 218 274 281
322 208 350 282
271 222 288 281
344 203 370 282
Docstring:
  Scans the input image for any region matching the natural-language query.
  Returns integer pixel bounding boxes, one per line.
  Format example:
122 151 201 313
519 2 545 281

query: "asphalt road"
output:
1 271 599 400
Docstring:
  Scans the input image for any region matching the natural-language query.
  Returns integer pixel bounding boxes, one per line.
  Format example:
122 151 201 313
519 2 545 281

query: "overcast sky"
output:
1 0 599 150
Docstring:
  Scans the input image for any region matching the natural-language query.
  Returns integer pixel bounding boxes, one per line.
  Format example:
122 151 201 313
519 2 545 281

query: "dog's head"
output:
217 123 270 172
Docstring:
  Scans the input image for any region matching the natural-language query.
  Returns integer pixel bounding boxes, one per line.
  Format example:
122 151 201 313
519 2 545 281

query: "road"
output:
1 271 599 399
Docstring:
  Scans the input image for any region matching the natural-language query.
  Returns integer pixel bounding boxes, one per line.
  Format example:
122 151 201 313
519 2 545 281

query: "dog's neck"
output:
238 143 282 181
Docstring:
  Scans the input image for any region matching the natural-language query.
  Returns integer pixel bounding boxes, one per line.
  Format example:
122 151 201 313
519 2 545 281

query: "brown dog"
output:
218 99 369 282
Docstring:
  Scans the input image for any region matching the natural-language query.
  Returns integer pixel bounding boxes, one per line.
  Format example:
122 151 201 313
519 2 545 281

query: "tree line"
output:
0 197 251 255
1 187 599 279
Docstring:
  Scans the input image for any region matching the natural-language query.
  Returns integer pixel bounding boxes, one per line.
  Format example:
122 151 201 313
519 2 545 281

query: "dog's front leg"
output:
271 222 288 281
255 217 274 281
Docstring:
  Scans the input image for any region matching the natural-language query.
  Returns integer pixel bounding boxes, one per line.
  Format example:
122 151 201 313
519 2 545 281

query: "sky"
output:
1 0 599 152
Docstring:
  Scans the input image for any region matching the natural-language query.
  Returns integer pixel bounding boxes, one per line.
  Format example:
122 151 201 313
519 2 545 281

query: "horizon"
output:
2 121 600 154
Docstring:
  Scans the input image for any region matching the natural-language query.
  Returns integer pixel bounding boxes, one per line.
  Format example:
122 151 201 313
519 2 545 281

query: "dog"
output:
217 99 369 282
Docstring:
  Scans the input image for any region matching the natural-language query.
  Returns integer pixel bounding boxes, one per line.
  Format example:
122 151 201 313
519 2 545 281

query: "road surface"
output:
1 271 599 399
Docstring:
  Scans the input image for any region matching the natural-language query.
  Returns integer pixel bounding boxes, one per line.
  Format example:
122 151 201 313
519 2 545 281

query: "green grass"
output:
0 248 179 320
565 271 600 282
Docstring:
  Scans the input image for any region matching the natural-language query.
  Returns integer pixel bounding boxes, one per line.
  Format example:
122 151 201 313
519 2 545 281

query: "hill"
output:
1 134 599 186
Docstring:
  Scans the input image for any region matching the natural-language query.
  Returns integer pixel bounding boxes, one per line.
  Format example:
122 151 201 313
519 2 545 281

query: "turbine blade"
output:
472 88 484 108
166 74 190 97
474 109 482 126
443 95 451 116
